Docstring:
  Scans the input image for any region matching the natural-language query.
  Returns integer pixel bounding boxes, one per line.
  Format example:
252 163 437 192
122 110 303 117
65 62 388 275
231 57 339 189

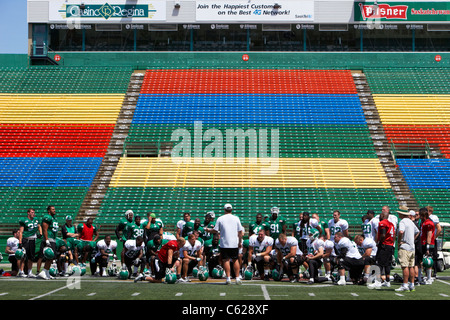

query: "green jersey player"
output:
266 207 287 240
18 208 41 278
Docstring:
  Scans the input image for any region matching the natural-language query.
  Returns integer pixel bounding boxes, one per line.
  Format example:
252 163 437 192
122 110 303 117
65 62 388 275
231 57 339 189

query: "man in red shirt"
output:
135 237 185 283
373 210 395 288
419 207 435 284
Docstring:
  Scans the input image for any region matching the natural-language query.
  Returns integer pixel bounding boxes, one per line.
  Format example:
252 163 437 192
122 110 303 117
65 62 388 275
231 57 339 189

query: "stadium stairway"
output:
77 70 145 223
352 71 418 210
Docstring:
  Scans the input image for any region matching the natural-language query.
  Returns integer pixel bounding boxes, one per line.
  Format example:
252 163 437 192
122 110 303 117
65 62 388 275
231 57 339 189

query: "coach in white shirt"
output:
208 204 244 284
396 209 420 292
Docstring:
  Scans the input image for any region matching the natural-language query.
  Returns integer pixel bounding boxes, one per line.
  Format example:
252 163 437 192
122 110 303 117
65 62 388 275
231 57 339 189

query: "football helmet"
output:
212 266 224 279
165 271 177 284
244 265 254 280
422 256 434 268
118 268 129 280
43 247 55 260
14 249 25 260
198 268 209 281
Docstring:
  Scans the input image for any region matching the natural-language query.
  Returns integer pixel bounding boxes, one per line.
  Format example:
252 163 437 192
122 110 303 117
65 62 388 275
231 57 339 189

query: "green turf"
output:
0 266 449 301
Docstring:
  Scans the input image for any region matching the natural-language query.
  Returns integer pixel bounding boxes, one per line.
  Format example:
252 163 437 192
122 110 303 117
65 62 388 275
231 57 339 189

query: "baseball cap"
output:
224 204 233 211
408 210 417 216
125 209 134 216
150 213 156 219
206 211 215 219
65 215 72 221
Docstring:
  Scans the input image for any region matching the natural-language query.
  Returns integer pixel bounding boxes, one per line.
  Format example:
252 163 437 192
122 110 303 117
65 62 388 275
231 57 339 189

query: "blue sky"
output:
0 0 28 54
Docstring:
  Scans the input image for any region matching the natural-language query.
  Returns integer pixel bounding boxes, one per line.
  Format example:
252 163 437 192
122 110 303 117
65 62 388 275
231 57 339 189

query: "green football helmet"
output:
271 268 282 281
108 265 118 277
212 266 224 279
72 265 81 276
422 256 434 268
165 272 177 284
119 268 129 280
43 247 55 260
198 269 209 281
15 249 25 260
49 266 58 277
80 266 86 276
192 266 199 277
244 266 254 280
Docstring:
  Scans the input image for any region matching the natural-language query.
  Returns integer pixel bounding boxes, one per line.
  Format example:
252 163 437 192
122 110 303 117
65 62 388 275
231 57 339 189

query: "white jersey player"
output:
328 211 349 241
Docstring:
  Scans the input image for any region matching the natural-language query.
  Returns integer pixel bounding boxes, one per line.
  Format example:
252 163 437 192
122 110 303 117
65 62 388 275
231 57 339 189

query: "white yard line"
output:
29 280 81 301
175 292 183 296
261 285 271 300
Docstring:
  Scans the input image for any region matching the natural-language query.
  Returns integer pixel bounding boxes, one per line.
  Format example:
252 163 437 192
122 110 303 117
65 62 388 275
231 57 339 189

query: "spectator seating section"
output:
0 67 132 224
365 67 450 222
97 69 397 227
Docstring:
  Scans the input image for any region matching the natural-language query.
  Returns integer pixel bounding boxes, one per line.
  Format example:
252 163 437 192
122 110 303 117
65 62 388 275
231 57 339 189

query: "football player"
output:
354 234 377 283
328 210 349 241
274 233 303 282
18 208 41 278
124 215 147 241
201 211 216 241
176 212 191 238
37 205 59 280
419 207 436 285
249 213 270 237
115 210 134 244
121 236 145 278
296 212 322 254
178 233 204 282
369 209 396 289
144 213 164 241
247 229 274 281
204 233 221 274
361 210 375 240
334 232 364 285
305 228 328 284
266 207 286 241
135 237 185 283
94 235 117 277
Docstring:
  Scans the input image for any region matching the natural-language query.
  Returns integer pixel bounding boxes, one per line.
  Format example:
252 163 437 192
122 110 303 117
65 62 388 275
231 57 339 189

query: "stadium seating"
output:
0 66 132 224
98 69 397 227
365 67 450 221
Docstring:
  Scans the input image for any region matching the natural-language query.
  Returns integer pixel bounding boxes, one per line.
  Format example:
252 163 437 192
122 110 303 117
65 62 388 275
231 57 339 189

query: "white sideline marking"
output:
220 293 226 296
132 292 140 296
308 293 315 297
351 293 359 297
175 292 183 296
29 280 81 301
261 285 271 300
437 279 450 286
0 293 8 296
439 293 449 297
87 293 96 296
395 293 404 297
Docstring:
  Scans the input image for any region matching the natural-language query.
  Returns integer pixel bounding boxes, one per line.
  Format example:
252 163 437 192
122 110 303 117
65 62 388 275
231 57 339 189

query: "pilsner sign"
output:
355 2 450 22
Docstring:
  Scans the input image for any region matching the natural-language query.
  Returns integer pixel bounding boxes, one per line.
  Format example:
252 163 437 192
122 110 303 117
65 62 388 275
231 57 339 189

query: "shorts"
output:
398 249 415 268
22 238 36 262
376 245 394 267
220 248 239 261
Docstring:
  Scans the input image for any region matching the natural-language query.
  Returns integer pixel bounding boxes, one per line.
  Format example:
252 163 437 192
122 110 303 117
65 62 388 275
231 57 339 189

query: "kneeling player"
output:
247 230 274 281
121 236 145 278
354 234 377 283
275 233 303 282
135 237 186 283
305 229 328 284
95 235 117 277
178 233 204 282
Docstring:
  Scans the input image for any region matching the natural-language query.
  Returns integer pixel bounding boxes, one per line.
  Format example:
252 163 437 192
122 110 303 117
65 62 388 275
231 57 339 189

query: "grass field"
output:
0 264 449 302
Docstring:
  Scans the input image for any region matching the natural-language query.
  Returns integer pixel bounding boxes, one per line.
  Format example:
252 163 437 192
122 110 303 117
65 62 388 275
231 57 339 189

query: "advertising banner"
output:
355 2 450 22
195 0 314 22
49 0 166 23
